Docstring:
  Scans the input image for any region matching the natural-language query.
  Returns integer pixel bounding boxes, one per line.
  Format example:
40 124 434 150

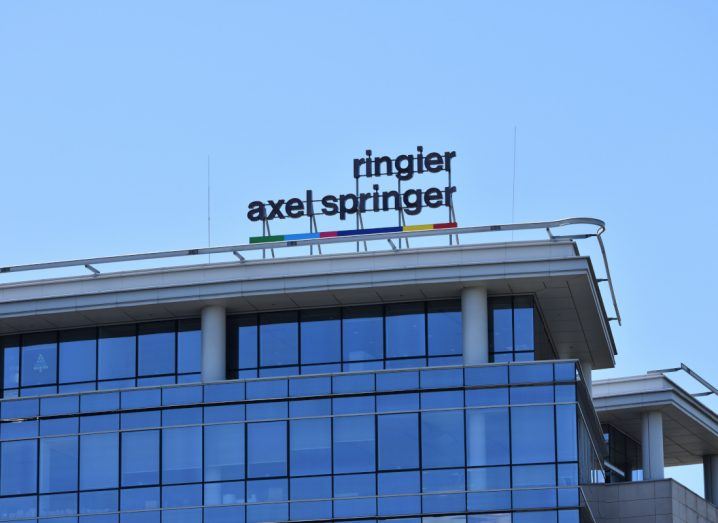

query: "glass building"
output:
2 227 714 523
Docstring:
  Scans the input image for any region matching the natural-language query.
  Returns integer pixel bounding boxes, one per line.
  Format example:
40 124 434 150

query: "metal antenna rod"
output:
207 155 211 263
512 126 517 240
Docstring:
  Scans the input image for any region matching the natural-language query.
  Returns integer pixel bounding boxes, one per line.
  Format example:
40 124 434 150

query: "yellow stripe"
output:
403 224 433 232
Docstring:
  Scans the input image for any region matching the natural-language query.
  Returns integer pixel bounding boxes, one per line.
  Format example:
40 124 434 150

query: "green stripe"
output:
249 235 284 244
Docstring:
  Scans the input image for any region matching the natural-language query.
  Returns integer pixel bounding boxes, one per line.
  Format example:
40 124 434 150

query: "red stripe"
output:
433 222 458 229
320 231 338 238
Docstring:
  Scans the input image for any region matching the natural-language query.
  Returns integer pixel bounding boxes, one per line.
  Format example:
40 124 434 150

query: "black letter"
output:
353 158 365 179
402 189 423 215
424 152 444 173
416 146 424 173
394 154 414 181
322 195 338 216
285 198 304 218
444 185 457 204
267 199 286 219
247 201 266 221
443 151 457 171
374 156 393 177
338 193 358 220
423 187 444 208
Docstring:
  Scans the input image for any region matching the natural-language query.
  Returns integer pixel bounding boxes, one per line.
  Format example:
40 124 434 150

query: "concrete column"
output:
201 305 227 382
461 286 489 365
704 455 718 505
579 358 593 397
641 411 665 480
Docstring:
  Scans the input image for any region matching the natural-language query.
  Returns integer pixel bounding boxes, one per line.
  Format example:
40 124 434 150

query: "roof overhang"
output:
594 374 718 466
0 240 616 368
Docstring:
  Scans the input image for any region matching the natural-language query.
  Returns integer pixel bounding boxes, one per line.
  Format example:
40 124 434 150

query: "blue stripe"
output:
336 226 402 237
284 232 320 241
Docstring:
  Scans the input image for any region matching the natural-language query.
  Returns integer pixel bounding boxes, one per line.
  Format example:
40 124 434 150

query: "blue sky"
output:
1 0 717 493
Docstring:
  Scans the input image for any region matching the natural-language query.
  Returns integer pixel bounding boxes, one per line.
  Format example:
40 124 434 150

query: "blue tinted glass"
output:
162 386 202 406
204 404 245 423
21 385 57 397
2 397 38 418
421 368 463 388
289 376 330 397
290 418 330 476
22 333 57 387
122 389 161 409
40 417 79 436
245 379 287 400
290 476 331 520
259 312 298 367
300 363 340 375
204 481 245 506
177 319 201 374
466 388 508 407
333 396 374 415
204 505 244 523
80 414 119 433
39 492 76 516
138 322 175 377
464 365 508 386
3 344 20 389
343 306 383 361
333 373 374 394
422 468 466 513
0 495 36 520
258 366 297 377
41 395 79 416
81 392 120 413
468 466 511 490
385 357 426 369
81 433 118 490
204 382 244 402
421 390 463 409
1 439 37 495
333 415 375 473
289 398 330 417
246 479 287 522
511 385 554 404
300 308 340 364
233 316 257 370
555 385 576 402
121 430 159 487
513 297 534 350
40 436 78 493
510 363 553 384
554 362 577 382
204 424 245 481
376 371 418 391
427 300 462 356
59 329 96 384
246 401 286 420
385 303 425 359
162 426 202 484
512 464 557 509
491 298 513 352
80 490 118 514
379 413 419 470
121 411 160 430
556 405 578 462
98 326 136 380
162 484 201 507
377 393 419 412
120 487 160 510
99 379 135 391
247 421 287 478
333 473 376 518
378 470 420 516
163 408 202 426
511 406 556 464
1 419 37 439
466 408 510 466
422 410 465 468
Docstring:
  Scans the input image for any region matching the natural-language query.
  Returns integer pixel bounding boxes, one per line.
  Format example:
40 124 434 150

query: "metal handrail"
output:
0 217 620 325
648 363 718 398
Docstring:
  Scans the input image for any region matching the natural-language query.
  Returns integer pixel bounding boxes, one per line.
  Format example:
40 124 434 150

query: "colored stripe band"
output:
250 222 457 244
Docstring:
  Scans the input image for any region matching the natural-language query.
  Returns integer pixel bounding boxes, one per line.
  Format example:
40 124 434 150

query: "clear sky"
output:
1 0 717 494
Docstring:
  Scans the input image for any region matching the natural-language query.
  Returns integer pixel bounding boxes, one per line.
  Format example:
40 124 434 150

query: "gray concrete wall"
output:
584 479 717 523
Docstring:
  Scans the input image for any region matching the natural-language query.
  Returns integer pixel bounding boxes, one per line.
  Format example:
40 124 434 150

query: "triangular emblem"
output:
33 354 49 373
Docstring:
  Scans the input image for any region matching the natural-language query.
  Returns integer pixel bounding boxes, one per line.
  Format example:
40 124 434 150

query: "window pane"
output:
1 440 37 495
513 297 535 351
205 424 245 481
300 309 340 364
138 322 175 377
491 297 513 353
247 421 287 478
467 408 510 466
121 430 159 487
81 433 118 490
177 320 201 374
343 306 383 362
162 426 202 484
427 300 462 356
232 315 257 370
22 333 57 387
557 405 578 462
99 326 136 380
290 418 331 476
386 303 425 359
511 406 556 464
2 338 20 389
333 415 375 473
422 410 465 468
59 329 96 384
259 312 298 367
379 413 419 470
40 436 78 493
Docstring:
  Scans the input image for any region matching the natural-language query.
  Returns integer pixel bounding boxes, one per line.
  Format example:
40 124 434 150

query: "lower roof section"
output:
593 374 718 466
0 239 616 368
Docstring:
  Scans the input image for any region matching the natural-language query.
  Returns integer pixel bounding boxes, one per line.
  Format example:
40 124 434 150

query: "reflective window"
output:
333 415 375 473
427 300 462 356
511 406 556 464
81 433 119 490
378 413 419 470
98 326 136 381
342 305 383 362
290 418 330 476
138 322 175 377
177 319 201 375
59 329 96 385
386 303 426 359
2 337 20 391
40 436 78 493
247 421 287 478
21 333 57 387
259 312 298 367
162 426 202 484
300 308 340 364
422 410 465 468
121 430 159 487
1 439 37 495
204 424 245 481
467 408 510 466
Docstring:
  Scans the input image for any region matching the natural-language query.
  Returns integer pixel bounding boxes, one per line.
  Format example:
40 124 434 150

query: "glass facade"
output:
602 424 642 483
0 361 599 523
0 321 201 398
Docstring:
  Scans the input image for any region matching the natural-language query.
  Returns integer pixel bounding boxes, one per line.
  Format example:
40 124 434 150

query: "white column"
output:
642 411 665 480
461 286 489 365
579 358 593 397
201 305 227 382
704 455 718 504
